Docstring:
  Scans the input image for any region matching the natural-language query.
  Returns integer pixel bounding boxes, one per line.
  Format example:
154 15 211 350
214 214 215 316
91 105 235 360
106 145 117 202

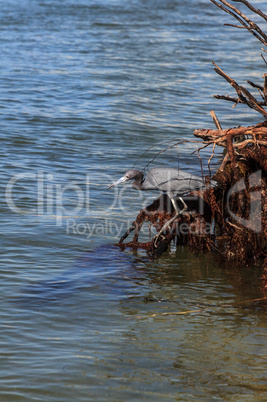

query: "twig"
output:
208 142 216 174
227 220 243 230
210 110 222 130
261 53 267 65
219 152 229 171
209 1 267 119
212 61 267 117
247 80 265 101
224 23 246 29
247 80 263 91
213 94 240 103
210 0 267 45
231 0 267 23
194 123 267 140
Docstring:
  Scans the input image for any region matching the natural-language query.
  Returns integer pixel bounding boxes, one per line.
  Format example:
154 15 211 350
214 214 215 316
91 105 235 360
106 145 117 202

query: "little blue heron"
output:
108 167 213 245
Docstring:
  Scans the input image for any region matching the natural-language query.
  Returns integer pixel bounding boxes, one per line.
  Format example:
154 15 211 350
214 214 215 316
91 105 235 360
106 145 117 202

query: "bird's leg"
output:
153 196 187 246
177 196 188 215
119 222 136 244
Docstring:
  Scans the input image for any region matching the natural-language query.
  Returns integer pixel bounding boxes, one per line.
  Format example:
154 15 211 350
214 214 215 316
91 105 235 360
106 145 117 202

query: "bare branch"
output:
213 94 240 103
263 73 267 104
211 61 267 117
194 122 267 146
210 0 267 45
210 110 222 129
224 23 246 29
261 53 267 65
231 0 267 22
247 80 263 91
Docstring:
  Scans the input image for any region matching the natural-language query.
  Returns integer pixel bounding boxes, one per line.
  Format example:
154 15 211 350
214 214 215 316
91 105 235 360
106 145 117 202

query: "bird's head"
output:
107 169 142 189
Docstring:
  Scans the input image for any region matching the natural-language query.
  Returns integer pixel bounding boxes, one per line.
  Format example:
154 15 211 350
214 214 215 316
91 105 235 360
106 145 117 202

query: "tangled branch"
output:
210 0 267 118
210 0 267 44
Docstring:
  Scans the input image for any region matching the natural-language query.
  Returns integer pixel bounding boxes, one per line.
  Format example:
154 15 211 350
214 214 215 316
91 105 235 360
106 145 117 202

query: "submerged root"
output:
116 125 267 270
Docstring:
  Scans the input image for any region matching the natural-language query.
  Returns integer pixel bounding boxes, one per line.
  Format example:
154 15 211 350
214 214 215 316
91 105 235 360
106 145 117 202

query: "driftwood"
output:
194 122 267 171
211 61 267 118
116 0 267 291
210 0 267 44
209 1 267 117
208 0 267 291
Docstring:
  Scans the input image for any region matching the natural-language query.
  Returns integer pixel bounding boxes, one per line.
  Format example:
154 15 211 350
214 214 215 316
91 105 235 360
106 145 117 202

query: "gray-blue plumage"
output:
132 168 205 194
108 167 214 244
109 167 207 196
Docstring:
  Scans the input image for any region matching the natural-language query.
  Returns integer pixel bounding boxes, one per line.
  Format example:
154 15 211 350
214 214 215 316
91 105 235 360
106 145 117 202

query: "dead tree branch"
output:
212 61 267 117
210 0 267 45
210 0 267 119
194 121 267 146
231 0 267 23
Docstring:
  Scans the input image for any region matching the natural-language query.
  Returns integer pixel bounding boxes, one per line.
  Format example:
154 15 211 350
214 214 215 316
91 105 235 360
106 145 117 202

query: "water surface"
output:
1 0 266 400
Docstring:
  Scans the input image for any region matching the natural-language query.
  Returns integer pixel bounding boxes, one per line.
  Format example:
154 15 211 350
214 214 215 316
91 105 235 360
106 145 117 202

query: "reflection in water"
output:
18 244 265 313
17 246 141 305
8 244 267 400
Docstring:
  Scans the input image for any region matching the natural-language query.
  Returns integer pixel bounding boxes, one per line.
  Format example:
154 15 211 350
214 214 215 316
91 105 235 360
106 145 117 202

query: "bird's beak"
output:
107 175 127 190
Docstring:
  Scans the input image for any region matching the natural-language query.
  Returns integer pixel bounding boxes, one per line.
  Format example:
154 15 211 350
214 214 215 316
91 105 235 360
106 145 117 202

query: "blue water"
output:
1 0 267 400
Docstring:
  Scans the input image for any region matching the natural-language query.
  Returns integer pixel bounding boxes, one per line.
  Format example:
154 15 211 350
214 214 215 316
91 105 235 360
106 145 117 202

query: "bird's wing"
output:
146 168 206 194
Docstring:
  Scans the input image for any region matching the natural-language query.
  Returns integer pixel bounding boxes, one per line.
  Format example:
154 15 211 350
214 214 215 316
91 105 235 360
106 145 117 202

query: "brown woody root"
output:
116 124 267 291
116 0 267 289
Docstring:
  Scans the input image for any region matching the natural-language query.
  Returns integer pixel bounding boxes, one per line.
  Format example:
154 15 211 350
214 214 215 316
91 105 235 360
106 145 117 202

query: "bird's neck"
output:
132 172 144 190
